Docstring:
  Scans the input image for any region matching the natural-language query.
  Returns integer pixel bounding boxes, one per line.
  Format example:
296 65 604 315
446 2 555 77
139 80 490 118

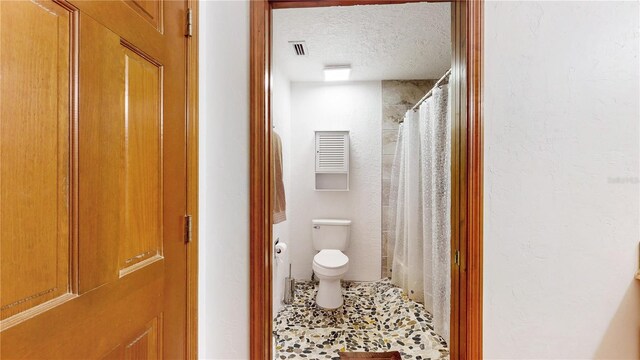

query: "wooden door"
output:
0 0 190 358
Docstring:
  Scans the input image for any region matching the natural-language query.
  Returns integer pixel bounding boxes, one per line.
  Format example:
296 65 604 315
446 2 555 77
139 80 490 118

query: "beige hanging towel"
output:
272 131 287 224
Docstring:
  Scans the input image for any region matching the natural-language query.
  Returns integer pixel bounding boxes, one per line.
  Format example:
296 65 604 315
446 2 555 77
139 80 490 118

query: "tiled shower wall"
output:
381 80 437 278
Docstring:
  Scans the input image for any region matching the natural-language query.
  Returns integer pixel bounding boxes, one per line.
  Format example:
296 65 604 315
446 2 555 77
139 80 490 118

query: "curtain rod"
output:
409 68 452 112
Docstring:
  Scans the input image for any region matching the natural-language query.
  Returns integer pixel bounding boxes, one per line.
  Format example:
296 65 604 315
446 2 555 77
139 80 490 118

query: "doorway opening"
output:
249 1 483 359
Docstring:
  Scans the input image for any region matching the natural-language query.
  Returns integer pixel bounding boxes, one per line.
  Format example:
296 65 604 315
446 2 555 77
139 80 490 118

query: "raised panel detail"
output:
102 345 125 360
0 0 72 320
100 315 161 360
78 15 125 293
124 0 163 33
78 16 164 292
125 316 161 359
120 45 163 274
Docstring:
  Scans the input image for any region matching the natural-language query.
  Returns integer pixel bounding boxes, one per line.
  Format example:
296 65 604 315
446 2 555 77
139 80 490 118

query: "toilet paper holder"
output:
275 238 283 254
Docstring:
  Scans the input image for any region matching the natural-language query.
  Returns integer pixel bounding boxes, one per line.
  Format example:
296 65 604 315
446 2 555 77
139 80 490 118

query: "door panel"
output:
78 13 125 293
2 263 163 358
0 0 188 358
102 316 162 360
0 0 71 321
120 45 163 274
124 316 162 359
124 0 164 32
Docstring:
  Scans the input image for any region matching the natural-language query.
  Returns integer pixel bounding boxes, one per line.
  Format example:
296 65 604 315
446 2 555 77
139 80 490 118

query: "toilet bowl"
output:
312 249 349 309
311 219 351 309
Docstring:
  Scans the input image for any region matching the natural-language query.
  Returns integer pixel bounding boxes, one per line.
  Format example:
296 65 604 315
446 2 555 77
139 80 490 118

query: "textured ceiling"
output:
273 3 451 82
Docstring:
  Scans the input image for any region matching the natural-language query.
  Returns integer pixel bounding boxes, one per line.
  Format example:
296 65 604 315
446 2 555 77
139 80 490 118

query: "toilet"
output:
311 219 351 309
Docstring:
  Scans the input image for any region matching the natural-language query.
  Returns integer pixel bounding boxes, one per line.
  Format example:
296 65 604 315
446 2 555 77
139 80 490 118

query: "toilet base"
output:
316 277 343 309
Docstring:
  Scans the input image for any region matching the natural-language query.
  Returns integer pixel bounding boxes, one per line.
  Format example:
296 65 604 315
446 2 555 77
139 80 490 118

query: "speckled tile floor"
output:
273 279 449 360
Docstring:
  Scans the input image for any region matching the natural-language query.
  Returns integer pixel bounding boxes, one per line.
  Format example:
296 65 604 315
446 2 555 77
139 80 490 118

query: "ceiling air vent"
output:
289 41 307 56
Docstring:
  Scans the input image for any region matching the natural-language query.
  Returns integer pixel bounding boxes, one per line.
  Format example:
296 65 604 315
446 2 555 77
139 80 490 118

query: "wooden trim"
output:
249 0 483 359
449 2 463 357
0 293 78 331
451 2 483 358
186 0 199 358
271 0 446 10
462 0 483 357
250 0 273 359
69 2 80 296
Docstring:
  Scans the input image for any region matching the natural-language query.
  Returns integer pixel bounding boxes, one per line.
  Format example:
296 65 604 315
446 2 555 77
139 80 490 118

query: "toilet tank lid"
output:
312 219 351 226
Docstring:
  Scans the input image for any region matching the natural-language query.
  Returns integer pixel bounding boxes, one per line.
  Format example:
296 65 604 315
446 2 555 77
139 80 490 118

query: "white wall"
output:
484 2 640 359
289 82 382 281
198 1 249 359
272 65 292 316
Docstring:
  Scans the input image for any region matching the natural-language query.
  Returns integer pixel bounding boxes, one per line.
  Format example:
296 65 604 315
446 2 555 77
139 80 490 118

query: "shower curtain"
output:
389 85 451 343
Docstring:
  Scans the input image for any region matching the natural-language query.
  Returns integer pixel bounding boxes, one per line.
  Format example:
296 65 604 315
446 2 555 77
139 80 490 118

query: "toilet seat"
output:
313 249 348 270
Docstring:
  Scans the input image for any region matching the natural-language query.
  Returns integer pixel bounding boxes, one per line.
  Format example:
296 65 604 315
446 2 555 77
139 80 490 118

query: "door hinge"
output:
184 214 193 243
454 250 461 267
186 8 193 38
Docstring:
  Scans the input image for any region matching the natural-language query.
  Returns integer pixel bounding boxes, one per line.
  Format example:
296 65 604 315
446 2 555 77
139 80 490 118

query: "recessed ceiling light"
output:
324 65 351 82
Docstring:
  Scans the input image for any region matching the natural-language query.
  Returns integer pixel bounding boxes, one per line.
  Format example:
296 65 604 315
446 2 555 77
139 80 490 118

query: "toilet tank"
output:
312 219 351 251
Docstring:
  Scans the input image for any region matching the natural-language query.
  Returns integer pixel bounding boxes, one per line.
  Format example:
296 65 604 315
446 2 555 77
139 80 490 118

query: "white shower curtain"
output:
390 110 424 301
389 85 451 343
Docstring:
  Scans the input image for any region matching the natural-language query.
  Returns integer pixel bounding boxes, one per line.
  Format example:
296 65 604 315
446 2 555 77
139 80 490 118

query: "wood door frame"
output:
187 0 199 358
249 0 483 358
